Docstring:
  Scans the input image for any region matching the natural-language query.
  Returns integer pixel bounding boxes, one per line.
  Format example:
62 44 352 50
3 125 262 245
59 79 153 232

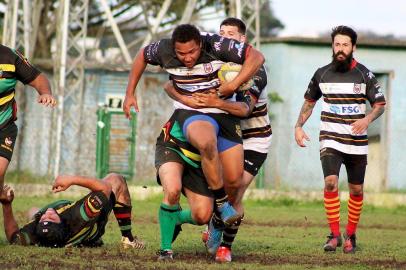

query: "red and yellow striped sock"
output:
346 193 363 236
324 190 340 237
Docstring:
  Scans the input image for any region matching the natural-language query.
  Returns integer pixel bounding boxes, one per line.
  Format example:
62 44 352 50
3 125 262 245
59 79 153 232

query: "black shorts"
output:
0 122 18 161
175 109 242 152
155 142 213 198
244 150 267 176
320 148 367 185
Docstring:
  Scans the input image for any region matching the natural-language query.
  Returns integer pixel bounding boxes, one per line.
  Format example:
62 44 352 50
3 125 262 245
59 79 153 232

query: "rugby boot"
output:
218 202 241 226
121 236 145 249
215 246 232 262
205 216 224 255
157 249 174 260
343 233 357 254
323 233 342 252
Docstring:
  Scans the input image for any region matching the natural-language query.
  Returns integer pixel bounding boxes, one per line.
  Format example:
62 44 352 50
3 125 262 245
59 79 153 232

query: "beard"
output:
332 51 353 73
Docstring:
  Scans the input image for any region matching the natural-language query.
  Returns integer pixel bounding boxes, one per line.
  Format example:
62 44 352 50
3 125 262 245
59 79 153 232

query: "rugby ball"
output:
218 62 254 91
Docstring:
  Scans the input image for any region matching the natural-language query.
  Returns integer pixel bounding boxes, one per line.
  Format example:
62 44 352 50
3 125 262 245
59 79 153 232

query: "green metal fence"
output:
96 108 136 179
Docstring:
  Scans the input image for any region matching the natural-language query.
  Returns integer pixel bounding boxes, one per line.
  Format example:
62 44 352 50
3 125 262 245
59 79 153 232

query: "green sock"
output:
176 209 197 225
159 203 179 250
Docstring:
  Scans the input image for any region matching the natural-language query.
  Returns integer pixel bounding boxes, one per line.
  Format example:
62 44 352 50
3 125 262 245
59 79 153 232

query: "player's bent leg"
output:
186 119 238 225
184 187 213 225
158 162 183 255
186 120 222 190
0 157 10 193
217 171 253 262
220 143 244 203
103 173 145 249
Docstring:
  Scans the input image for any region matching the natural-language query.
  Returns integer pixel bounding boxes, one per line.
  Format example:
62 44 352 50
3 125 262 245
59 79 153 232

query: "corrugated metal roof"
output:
262 36 406 49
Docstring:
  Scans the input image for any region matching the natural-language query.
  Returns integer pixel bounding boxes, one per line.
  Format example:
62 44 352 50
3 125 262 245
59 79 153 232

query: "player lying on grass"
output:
0 173 144 248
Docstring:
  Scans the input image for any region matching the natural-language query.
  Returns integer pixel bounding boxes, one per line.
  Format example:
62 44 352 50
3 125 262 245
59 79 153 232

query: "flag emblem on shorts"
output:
235 125 242 137
5 137 12 146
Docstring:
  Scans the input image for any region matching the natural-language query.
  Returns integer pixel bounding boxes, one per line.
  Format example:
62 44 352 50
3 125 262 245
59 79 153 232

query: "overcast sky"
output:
271 0 406 38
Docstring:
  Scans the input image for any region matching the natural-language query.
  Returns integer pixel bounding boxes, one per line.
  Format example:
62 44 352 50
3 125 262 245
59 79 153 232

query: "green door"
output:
96 108 136 179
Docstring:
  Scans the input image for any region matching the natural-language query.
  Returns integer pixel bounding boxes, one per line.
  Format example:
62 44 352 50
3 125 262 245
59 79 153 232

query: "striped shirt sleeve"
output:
304 70 322 101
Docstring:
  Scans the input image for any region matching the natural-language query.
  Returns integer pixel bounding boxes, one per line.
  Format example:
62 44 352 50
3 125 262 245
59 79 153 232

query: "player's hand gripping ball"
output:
218 62 254 91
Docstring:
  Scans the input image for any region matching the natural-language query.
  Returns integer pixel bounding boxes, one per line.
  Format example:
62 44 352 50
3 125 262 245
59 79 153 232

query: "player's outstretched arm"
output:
219 47 264 96
294 100 316 147
52 175 111 197
124 48 148 118
29 73 57 107
0 185 19 243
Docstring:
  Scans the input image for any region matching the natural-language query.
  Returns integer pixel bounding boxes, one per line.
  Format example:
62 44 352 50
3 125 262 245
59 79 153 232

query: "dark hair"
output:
172 24 201 46
36 221 67 247
331 25 357 45
220 17 246 35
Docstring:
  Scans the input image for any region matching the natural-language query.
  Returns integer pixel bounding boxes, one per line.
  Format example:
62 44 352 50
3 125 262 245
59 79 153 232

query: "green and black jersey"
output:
11 191 113 247
0 45 40 129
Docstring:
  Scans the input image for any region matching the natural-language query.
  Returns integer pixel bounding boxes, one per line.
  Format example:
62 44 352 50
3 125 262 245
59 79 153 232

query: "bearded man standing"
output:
294 26 386 253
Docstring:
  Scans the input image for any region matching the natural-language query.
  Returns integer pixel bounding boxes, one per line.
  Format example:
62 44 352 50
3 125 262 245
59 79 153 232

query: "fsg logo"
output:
329 105 360 114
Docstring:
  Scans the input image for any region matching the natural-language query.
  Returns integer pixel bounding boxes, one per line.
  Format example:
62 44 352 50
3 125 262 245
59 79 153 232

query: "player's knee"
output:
192 209 211 225
349 186 363 196
324 176 338 191
196 141 217 159
164 188 181 205
104 173 126 193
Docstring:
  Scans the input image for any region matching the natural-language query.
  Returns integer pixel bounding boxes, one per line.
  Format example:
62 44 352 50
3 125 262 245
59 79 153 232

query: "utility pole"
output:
52 0 89 177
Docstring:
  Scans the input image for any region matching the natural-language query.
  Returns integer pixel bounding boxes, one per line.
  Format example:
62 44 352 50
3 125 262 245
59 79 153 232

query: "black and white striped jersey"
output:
305 59 386 155
144 33 251 114
239 65 272 153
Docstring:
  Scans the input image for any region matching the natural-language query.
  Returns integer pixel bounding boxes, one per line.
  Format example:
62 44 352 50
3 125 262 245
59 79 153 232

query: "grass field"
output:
1 194 406 270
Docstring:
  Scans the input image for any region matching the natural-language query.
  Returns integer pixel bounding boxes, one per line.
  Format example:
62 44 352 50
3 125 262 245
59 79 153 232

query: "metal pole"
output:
23 0 30 56
255 0 260 49
2 0 10 44
141 0 172 48
54 0 70 178
10 0 20 47
99 0 132 64
236 0 242 19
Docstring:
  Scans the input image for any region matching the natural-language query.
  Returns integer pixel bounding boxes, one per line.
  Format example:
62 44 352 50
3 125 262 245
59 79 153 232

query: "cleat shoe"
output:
343 234 357 254
157 249 174 260
205 217 224 255
172 224 182 243
218 202 242 226
215 246 232 262
121 236 145 249
323 233 342 252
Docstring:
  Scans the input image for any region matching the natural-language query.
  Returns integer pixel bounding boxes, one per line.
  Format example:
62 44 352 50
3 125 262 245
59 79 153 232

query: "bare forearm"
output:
70 176 111 196
216 100 250 117
366 104 385 123
295 100 316 128
2 204 19 242
164 81 184 102
126 49 147 97
28 73 52 95
233 49 264 89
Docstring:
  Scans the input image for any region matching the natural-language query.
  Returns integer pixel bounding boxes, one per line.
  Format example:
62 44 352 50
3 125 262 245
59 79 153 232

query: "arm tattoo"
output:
367 105 385 123
295 101 316 128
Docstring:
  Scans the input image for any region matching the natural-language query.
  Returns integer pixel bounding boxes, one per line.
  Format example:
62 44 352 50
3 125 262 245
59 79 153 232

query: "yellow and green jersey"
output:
11 191 112 247
0 45 40 129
